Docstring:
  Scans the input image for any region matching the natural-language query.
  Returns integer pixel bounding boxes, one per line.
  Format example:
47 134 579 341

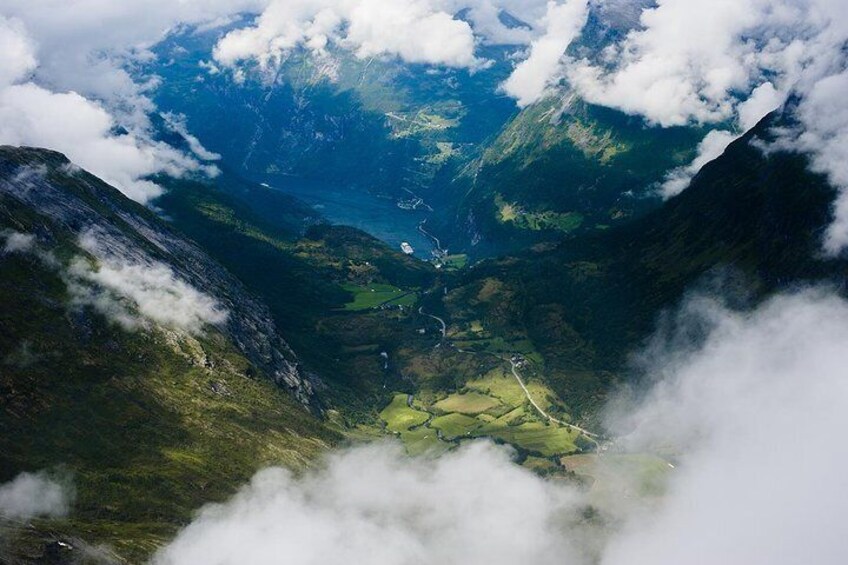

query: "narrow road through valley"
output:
418 306 446 339
420 301 600 442
507 358 600 440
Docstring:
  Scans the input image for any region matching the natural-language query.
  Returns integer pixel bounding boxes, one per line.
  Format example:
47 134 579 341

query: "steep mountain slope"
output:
439 110 848 418
435 94 705 255
153 173 441 415
0 147 338 561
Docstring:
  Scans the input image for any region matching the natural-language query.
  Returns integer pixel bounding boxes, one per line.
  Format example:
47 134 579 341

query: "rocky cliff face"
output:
0 145 318 407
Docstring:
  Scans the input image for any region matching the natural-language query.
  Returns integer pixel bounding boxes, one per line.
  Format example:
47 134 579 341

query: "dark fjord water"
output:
269 181 437 259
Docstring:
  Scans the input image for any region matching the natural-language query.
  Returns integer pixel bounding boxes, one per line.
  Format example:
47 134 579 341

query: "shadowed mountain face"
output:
0 146 339 561
0 146 317 406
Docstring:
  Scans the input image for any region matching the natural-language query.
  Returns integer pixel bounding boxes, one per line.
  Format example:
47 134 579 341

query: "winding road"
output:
418 306 446 339
420 301 600 443
417 220 445 255
507 358 600 440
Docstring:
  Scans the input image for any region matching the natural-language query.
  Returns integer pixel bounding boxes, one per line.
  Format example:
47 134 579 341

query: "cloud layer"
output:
153 441 589 565
0 8 231 204
500 0 589 106
0 471 71 522
155 288 848 565
602 289 848 563
212 0 482 71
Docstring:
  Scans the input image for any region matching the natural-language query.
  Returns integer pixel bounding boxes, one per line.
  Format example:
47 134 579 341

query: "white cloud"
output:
153 442 589 565
659 129 738 199
213 0 482 71
0 15 36 87
154 287 848 565
0 471 72 522
1 1 265 109
345 0 479 67
162 112 223 162
66 231 229 334
737 81 783 131
2 230 36 254
453 0 545 45
0 6 253 205
783 70 848 255
500 0 589 107
567 0 779 127
603 289 848 564
0 82 217 204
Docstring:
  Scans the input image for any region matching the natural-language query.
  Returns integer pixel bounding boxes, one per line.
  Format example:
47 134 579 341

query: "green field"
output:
399 427 451 456
477 421 580 457
430 413 482 440
466 369 528 406
379 394 430 432
376 358 584 457
495 194 584 233
432 391 500 415
440 254 468 270
341 284 417 311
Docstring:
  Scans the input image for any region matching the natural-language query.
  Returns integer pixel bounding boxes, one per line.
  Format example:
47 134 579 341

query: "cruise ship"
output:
400 242 414 255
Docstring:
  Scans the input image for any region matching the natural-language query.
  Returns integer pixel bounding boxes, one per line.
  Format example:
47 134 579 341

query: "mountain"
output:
436 109 848 418
153 162 602 461
2 79 841 565
0 147 338 561
434 93 705 255
153 172 439 415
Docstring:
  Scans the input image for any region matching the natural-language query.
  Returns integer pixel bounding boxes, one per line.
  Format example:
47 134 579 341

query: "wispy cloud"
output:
65 231 229 334
0 471 72 522
212 0 483 72
499 0 589 107
1 230 36 254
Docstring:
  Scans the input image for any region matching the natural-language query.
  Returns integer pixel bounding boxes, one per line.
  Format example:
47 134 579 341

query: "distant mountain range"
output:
146 15 706 258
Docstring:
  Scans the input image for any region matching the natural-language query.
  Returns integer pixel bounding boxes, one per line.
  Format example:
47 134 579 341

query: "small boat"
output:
400 242 414 255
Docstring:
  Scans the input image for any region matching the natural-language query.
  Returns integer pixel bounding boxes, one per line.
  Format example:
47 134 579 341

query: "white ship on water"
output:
400 242 415 255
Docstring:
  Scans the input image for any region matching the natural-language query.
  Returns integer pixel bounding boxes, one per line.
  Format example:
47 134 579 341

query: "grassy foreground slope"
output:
0 147 339 562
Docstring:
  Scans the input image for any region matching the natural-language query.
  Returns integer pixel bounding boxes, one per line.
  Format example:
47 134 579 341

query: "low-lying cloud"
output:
212 0 482 72
153 442 590 565
500 0 589 107
659 129 737 199
1 229 36 254
0 9 227 204
66 232 229 335
3 227 228 335
778 70 848 254
154 288 848 564
0 471 72 522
